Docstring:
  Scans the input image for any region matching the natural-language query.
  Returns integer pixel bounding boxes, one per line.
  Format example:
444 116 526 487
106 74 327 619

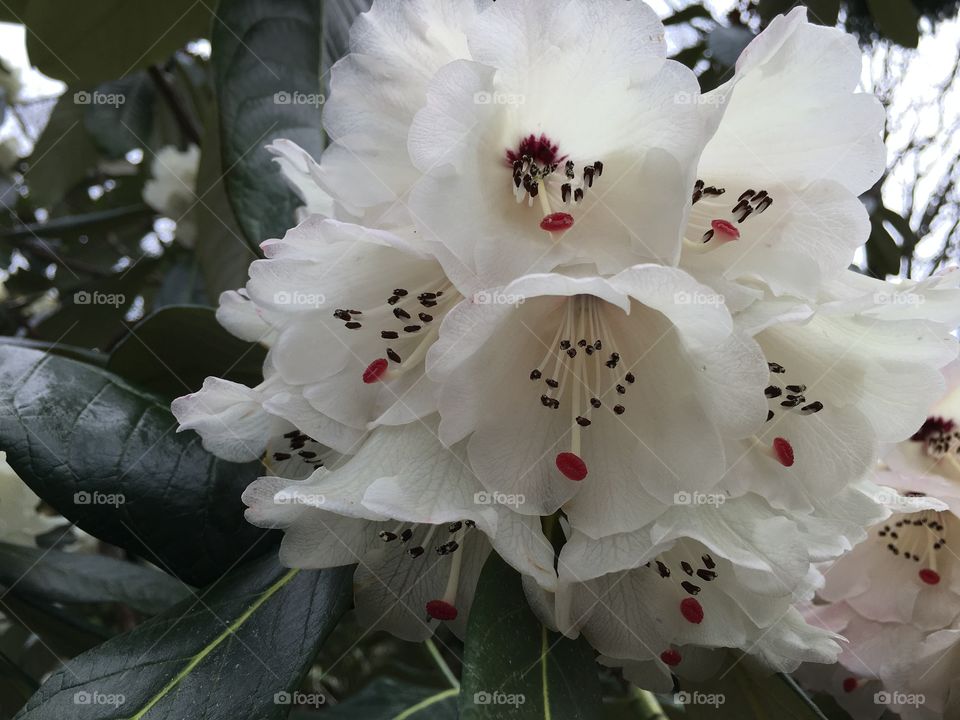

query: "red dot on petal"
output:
680 597 704 624
425 600 458 621
711 219 740 239
556 452 588 481
660 649 682 667
842 677 858 693
362 358 389 384
919 568 941 585
772 437 794 467
540 212 575 233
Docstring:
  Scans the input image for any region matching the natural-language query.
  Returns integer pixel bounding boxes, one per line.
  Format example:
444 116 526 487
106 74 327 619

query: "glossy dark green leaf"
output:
213 0 324 251
459 554 602 720
0 337 105 366
188 99 261 297
83 73 156 159
0 345 274 586
14 555 352 720
0 542 189 614
311 678 458 720
24 1 211 84
107 305 267 400
866 0 921 47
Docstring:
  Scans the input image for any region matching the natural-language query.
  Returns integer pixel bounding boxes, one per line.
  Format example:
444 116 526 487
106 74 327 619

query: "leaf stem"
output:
424 637 460 689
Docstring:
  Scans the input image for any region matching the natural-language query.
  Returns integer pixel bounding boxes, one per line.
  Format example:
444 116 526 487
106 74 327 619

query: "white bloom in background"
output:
243 422 554 638
799 367 960 719
0 452 65 547
142 144 200 247
302 0 709 290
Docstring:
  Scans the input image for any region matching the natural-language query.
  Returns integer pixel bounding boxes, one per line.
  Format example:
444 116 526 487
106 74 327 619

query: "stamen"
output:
919 568 941 585
842 678 858 693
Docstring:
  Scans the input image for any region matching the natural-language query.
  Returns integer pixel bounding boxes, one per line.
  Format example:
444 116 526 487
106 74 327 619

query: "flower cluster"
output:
173 0 960 685
800 366 960 719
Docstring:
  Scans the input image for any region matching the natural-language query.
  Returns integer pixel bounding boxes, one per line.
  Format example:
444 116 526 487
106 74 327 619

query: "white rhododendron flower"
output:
0 452 65 546
243 422 554 636
799 368 960 719
285 0 710 289
171 0 960 686
142 144 200 247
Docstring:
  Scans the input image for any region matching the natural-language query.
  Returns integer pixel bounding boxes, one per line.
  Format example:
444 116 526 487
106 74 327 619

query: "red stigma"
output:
540 212 575 233
919 568 941 585
660 649 682 667
842 677 858 693
362 358 389 384
680 597 704 624
556 452 588 481
772 437 794 467
425 600 458 621
710 219 740 239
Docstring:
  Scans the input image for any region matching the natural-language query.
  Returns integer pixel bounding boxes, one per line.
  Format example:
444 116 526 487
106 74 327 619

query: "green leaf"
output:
0 542 189 615
213 0 325 250
0 336 106 366
0 345 274 586
187 99 261 296
312 678 458 720
23 94 100 207
14 555 352 720
23 1 211 84
676 657 829 720
866 0 920 48
83 73 156 159
459 554 603 720
107 305 267 400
